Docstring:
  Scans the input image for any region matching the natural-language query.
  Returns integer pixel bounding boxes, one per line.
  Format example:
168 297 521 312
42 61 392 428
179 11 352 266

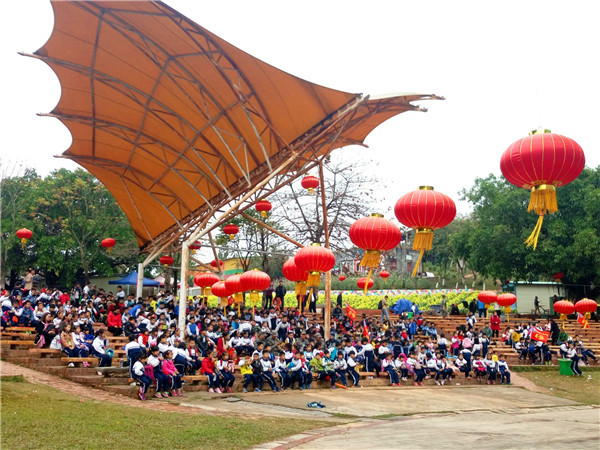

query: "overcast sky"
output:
1 0 598 215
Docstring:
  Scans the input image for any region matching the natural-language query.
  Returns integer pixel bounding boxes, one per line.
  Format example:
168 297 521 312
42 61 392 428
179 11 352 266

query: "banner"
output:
328 288 475 297
577 313 590 329
530 328 550 343
345 302 357 321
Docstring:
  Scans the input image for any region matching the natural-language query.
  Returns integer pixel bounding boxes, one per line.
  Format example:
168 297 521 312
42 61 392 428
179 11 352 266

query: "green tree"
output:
1 168 138 288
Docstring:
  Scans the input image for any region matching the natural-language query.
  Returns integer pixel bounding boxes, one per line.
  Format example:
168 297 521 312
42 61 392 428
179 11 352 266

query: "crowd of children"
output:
2 279 595 400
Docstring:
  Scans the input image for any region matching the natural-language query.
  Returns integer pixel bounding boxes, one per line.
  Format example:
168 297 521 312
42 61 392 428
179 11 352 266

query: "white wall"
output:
514 283 563 313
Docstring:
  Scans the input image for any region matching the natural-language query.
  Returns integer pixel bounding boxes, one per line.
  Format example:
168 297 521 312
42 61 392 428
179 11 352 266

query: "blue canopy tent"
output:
390 299 420 315
109 271 159 287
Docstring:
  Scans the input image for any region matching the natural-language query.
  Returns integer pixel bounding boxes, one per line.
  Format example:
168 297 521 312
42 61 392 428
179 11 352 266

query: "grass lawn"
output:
518 370 600 405
0 377 330 449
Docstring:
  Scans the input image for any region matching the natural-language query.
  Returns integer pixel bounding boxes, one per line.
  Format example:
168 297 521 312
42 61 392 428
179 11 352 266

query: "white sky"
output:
1 0 598 214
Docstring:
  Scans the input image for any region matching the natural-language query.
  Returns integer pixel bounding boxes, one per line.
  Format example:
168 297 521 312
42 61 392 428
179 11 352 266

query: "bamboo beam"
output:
240 212 304 249
319 161 332 337
207 232 223 277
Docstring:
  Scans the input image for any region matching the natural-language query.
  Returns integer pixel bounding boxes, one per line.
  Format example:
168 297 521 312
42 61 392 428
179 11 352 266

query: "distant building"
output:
508 281 565 314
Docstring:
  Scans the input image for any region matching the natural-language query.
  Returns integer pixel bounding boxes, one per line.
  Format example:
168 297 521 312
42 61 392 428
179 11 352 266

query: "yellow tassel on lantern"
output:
411 228 433 277
362 267 374 295
307 188 316 195
20 238 27 249
234 292 243 304
220 297 228 307
360 250 381 268
229 234 235 240
307 271 320 287
260 211 268 218
505 305 511 323
524 184 557 250
295 281 307 297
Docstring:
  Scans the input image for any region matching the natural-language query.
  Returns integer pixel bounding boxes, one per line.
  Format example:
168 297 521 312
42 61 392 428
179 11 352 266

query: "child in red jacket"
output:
201 351 221 393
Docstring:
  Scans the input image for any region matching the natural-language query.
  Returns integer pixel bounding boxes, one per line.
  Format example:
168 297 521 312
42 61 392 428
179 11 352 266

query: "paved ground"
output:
256 405 600 450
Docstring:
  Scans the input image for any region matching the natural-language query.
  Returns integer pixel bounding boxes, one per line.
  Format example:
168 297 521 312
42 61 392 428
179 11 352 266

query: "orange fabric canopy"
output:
33 1 439 249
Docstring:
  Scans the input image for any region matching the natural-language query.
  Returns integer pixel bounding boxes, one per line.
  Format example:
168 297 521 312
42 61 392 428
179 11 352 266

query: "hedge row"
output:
196 291 480 311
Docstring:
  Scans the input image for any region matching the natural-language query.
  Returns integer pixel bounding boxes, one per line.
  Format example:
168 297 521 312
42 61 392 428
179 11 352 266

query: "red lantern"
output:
282 258 308 297
552 272 564 283
350 214 401 268
101 238 116 253
394 186 456 277
356 277 374 291
500 130 585 249
240 269 271 311
575 298 597 324
224 274 245 306
193 272 220 292
159 255 174 266
223 223 239 240
189 241 202 254
255 199 272 218
379 271 390 279
294 243 335 288
478 291 498 305
349 214 401 293
301 176 319 194
554 300 575 323
338 275 346 282
497 293 517 322
210 259 224 269
16 228 32 249
211 281 233 307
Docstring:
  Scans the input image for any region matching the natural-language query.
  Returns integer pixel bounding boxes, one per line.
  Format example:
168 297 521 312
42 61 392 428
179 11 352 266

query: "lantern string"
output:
363 267 374 295
524 215 544 249
411 249 425 278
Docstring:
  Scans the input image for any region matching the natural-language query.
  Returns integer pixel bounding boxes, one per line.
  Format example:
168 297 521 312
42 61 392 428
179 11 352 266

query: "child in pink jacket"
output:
162 350 183 397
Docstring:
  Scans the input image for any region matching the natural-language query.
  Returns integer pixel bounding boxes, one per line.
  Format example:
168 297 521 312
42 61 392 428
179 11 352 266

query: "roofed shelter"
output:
26 0 441 335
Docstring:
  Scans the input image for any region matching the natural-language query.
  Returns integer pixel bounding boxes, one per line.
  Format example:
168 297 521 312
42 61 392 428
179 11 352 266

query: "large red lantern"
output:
16 228 32 249
240 269 271 312
211 281 232 308
224 274 244 306
294 243 336 287
497 293 517 322
301 176 319 194
194 272 220 297
500 130 585 249
189 241 202 254
255 199 272 218
282 258 308 297
554 300 575 326
478 291 498 305
223 223 239 240
356 277 374 291
101 238 116 253
159 255 174 266
394 186 456 277
349 214 401 293
575 298 597 324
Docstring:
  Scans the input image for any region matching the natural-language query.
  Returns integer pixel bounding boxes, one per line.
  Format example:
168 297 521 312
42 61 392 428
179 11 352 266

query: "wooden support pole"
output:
178 242 189 340
319 161 332 337
240 212 304 248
